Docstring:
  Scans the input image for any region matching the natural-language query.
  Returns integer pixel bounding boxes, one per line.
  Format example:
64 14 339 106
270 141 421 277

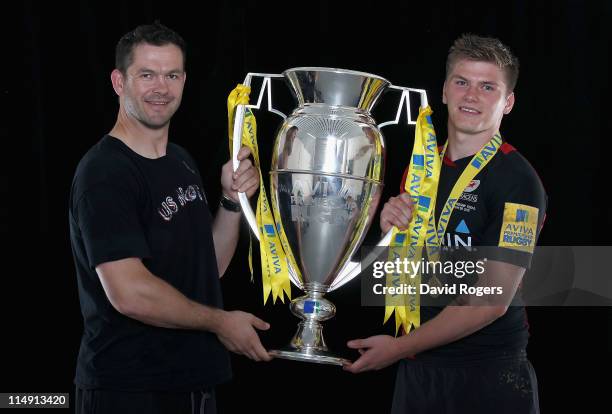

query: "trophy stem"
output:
269 283 350 365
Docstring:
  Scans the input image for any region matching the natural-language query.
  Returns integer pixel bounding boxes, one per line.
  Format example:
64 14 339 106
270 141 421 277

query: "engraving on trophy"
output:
284 179 360 225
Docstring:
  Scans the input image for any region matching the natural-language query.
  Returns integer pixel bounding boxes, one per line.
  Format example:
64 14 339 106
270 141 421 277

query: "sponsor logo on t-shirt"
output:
158 185 205 222
498 203 539 252
441 220 472 247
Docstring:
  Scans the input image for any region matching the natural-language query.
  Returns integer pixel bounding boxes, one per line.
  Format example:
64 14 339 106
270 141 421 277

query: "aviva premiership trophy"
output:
228 67 429 365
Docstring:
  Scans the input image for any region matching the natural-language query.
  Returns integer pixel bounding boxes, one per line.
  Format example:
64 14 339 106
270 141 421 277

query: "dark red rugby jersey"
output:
398 141 548 360
399 142 547 268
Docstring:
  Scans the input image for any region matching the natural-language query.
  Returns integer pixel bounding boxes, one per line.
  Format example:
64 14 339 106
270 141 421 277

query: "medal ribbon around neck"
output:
386 109 503 334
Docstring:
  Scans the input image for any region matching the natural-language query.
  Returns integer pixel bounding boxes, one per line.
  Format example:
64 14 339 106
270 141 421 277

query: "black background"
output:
11 0 611 412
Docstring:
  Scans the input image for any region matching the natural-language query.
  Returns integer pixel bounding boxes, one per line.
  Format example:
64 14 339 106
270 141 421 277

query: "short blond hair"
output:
446 34 520 92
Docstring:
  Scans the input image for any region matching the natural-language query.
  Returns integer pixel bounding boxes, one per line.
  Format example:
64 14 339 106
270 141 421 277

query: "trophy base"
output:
269 348 350 366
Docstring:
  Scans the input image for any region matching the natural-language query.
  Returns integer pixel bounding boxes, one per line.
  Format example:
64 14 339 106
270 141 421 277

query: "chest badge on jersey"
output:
464 179 480 192
498 203 539 253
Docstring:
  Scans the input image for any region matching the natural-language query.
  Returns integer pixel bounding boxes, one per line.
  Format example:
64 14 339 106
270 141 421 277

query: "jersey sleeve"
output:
75 182 151 269
480 168 547 269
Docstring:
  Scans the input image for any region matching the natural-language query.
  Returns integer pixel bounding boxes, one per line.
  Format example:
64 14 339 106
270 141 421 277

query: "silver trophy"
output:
232 67 428 365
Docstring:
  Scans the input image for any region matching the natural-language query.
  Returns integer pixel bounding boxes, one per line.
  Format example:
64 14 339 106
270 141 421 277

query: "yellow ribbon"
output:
428 133 503 256
385 106 440 334
227 85 254 278
227 84 293 304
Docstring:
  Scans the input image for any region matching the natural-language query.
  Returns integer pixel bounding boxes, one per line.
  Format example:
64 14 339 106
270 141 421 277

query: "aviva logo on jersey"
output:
499 203 539 253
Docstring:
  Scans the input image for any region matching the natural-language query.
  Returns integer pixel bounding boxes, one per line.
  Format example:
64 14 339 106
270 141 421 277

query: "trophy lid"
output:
283 67 390 112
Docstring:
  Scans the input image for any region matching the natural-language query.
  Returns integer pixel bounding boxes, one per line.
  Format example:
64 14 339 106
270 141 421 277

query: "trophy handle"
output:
231 73 303 288
377 85 428 129
328 85 428 292
328 230 393 292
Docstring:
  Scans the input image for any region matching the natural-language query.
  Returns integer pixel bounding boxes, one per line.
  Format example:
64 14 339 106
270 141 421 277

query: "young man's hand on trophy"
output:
379 193 414 233
343 193 414 374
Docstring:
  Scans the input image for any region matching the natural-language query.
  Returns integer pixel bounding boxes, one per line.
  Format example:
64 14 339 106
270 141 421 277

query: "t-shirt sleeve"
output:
480 168 547 269
75 182 151 268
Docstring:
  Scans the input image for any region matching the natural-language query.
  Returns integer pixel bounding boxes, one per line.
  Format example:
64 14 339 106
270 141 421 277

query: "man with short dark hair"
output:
70 22 270 414
345 34 546 413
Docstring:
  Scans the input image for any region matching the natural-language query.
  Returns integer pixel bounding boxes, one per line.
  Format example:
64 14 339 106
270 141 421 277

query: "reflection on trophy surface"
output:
231 67 427 365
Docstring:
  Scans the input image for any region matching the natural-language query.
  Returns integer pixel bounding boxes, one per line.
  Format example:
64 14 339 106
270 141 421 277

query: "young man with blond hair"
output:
345 34 545 414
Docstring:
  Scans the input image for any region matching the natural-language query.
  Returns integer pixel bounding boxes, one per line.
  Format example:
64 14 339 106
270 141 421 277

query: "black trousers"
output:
391 353 539 414
75 387 216 414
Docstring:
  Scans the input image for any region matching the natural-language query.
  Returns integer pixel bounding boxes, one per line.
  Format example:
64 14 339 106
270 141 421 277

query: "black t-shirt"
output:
400 141 547 360
69 135 231 391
